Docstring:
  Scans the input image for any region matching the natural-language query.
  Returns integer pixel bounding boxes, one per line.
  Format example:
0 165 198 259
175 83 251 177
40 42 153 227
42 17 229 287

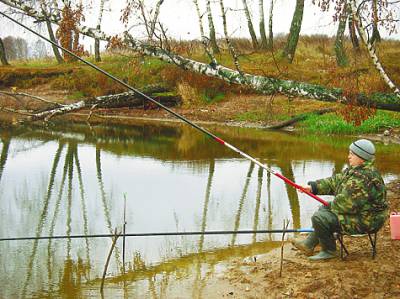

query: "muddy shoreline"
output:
196 180 400 298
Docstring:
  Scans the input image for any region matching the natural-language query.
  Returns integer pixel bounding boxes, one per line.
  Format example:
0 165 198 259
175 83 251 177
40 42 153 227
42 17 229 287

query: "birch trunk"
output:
370 0 381 44
206 0 219 54
267 0 274 50
40 0 64 63
124 33 400 111
2 0 400 111
334 3 348 67
0 38 9 65
350 0 400 97
95 0 106 62
45 19 64 64
241 0 259 49
259 0 268 49
219 0 242 74
348 9 360 52
149 0 164 38
25 87 180 123
282 0 304 63
193 0 218 66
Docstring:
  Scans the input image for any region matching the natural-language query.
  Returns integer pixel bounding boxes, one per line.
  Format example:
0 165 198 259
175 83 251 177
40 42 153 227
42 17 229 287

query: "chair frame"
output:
334 232 378 259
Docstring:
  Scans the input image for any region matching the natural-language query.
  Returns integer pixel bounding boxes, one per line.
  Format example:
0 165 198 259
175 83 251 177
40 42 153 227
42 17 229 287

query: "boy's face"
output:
348 151 365 167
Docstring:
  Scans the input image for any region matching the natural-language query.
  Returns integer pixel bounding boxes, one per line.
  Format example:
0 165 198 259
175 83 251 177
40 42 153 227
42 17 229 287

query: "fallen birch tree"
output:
4 86 179 123
1 0 400 116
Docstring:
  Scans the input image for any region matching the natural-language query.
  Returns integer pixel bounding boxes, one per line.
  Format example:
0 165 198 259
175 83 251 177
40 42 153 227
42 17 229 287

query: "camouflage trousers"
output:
306 205 340 252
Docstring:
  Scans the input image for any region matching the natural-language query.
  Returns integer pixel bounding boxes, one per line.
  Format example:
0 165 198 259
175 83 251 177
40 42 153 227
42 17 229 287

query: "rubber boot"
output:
290 233 318 256
308 250 338 261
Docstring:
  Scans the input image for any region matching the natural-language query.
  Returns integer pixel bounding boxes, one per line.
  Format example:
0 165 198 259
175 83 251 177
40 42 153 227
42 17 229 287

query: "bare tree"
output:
219 0 242 74
2 0 400 116
2 36 28 60
241 0 259 49
149 0 164 38
193 0 218 66
0 38 10 65
40 0 64 63
259 0 268 49
282 0 304 63
350 0 400 96
206 0 219 54
267 0 274 50
334 2 348 66
95 0 106 61
370 0 381 44
348 3 360 51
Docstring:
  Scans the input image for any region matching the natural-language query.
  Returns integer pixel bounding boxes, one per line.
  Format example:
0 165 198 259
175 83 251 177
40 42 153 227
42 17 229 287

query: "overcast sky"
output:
1 0 399 54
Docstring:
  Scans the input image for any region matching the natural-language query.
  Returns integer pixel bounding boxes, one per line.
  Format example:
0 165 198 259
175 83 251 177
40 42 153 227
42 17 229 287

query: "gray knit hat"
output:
349 139 375 161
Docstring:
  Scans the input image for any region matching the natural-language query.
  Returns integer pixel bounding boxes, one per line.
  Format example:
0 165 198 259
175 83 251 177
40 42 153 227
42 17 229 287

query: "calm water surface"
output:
0 121 399 298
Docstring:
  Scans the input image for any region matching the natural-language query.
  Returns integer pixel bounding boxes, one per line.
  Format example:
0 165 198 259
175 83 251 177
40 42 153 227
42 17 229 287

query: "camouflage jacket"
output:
309 160 388 234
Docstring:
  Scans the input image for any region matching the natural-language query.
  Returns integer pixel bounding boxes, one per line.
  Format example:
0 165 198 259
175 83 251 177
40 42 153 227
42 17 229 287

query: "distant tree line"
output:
0 36 49 65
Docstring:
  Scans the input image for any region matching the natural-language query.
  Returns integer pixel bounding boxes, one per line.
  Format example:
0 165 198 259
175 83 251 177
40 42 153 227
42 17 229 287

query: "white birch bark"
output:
206 0 219 53
192 0 218 66
149 0 164 38
259 0 268 49
219 0 242 74
350 0 400 97
268 0 274 49
1 0 399 111
241 0 259 49
95 0 106 61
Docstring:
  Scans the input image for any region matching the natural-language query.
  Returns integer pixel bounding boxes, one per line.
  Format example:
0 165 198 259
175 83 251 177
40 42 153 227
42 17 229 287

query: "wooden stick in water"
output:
100 228 120 293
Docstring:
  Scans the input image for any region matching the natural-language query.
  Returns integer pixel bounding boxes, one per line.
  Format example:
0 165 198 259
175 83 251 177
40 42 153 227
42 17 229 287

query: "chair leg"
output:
368 233 377 259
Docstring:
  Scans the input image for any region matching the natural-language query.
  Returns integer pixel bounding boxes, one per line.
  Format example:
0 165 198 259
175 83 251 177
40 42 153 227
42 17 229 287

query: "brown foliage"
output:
56 5 85 62
329 66 377 126
106 36 126 51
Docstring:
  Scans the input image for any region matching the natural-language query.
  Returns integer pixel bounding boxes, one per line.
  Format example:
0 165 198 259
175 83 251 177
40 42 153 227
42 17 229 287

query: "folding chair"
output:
334 231 378 259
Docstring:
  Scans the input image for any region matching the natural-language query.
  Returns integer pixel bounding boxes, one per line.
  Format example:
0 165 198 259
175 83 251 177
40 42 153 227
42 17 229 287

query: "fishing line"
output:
0 11 328 206
0 228 314 242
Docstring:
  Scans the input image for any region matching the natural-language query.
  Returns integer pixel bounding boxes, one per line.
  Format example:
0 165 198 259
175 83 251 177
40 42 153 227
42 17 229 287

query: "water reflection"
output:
0 122 399 298
0 137 10 183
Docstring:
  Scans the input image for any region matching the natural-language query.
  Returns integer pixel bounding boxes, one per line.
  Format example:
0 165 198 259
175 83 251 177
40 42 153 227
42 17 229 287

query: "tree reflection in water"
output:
0 123 399 298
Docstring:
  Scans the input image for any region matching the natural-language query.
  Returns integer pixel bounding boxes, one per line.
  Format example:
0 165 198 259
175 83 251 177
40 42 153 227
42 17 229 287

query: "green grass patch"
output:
203 92 225 104
235 111 265 122
301 111 400 134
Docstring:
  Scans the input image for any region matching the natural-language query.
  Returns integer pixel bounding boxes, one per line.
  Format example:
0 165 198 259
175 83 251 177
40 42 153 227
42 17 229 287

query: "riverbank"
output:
196 179 400 298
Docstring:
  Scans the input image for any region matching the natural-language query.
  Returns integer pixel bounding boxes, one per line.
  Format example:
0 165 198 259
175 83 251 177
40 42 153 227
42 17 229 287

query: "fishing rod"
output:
0 11 328 206
0 228 314 242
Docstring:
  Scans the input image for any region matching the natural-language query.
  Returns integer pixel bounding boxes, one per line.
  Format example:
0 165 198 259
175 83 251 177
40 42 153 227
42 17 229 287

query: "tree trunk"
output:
334 4 348 67
206 0 219 54
0 38 10 65
94 37 101 62
350 0 400 97
241 0 259 49
149 0 164 38
219 0 242 74
282 0 304 63
95 0 105 61
193 0 218 66
267 0 274 50
46 19 64 63
370 0 381 44
348 9 360 52
4 0 400 112
25 88 180 123
259 0 268 49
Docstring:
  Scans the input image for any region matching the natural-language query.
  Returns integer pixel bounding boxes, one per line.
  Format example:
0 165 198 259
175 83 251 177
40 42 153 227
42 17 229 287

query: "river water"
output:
0 121 399 298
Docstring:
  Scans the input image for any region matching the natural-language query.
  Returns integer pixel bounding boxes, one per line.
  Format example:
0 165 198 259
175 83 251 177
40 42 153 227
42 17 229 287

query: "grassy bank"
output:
1 35 400 133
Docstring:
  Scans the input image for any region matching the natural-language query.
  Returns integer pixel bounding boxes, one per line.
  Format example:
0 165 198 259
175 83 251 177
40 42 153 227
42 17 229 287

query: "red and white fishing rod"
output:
0 11 328 207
